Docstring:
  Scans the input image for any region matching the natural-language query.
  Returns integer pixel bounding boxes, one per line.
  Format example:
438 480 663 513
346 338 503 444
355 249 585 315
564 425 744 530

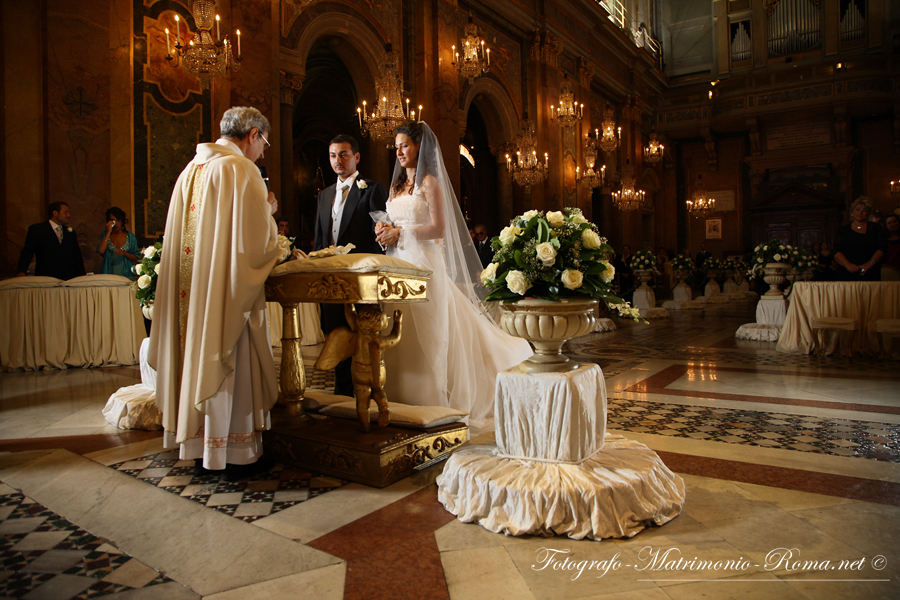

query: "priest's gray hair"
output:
220 107 270 139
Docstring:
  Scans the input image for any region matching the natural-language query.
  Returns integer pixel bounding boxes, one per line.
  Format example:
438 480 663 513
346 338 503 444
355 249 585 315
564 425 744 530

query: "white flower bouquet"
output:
669 254 694 272
703 256 722 274
277 234 294 263
748 239 793 279
788 248 817 272
482 208 638 317
133 242 162 306
627 249 659 274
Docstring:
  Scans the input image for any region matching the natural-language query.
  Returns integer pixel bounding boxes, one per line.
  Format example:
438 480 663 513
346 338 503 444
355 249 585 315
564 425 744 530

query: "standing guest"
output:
96 207 139 279
314 134 388 396
148 106 281 478
614 244 634 301
882 214 900 281
833 196 887 281
469 228 476 242
16 202 86 280
816 241 835 281
473 223 493 268
695 243 712 269
277 219 290 237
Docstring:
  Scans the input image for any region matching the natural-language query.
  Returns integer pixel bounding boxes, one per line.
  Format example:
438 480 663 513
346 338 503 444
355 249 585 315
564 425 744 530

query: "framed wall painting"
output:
706 217 723 240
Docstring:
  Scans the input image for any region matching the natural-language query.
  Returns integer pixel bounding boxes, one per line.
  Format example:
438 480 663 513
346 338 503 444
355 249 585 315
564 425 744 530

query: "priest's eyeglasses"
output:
259 132 271 148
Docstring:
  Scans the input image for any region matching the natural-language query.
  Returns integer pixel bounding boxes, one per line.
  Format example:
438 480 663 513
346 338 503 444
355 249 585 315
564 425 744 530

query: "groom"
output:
314 134 388 396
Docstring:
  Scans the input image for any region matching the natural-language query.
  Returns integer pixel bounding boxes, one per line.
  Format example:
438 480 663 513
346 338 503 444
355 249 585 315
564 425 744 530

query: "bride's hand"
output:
376 224 402 248
374 222 386 235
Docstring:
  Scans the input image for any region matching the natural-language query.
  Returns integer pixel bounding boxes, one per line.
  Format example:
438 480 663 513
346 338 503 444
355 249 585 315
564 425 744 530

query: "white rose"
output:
506 270 531 295
535 242 557 266
561 269 583 290
757 257 763 263
600 259 615 283
143 246 157 258
277 235 293 263
773 253 782 261
134 263 143 275
546 211 565 228
356 179 368 189
499 225 521 247
570 210 587 224
522 210 539 221
137 274 152 289
480 262 498 283
779 245 785 250
754 245 760 252
154 263 161 274
582 229 602 249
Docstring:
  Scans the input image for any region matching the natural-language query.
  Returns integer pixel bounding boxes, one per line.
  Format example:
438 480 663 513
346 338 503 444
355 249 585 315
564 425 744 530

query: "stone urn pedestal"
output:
736 263 789 341
663 270 702 310
631 270 669 319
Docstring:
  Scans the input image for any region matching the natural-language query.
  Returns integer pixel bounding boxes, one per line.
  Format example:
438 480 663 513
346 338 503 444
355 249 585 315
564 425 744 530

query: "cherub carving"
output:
314 305 403 431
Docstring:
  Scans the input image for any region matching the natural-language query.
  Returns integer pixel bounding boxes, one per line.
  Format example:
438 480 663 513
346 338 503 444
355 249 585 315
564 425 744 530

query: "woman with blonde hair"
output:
832 196 887 281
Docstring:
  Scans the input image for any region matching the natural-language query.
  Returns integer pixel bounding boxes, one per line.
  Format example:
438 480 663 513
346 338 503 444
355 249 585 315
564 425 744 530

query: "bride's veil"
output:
389 121 491 311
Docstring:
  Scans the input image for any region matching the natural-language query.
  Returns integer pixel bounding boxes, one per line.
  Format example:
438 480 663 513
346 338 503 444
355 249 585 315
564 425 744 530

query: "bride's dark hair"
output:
391 121 425 197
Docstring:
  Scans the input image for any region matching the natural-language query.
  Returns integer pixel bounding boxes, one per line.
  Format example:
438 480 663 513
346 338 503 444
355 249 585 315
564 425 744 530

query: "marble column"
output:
279 71 303 231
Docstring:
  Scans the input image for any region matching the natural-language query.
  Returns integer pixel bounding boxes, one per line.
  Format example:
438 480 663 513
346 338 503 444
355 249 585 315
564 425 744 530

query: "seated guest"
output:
96 207 139 279
883 214 900 281
277 219 290 237
833 196 887 281
16 201 86 280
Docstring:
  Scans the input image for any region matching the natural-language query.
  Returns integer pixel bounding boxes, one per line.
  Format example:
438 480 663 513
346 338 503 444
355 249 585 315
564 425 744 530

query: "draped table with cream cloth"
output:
266 302 325 347
776 282 900 355
0 275 145 371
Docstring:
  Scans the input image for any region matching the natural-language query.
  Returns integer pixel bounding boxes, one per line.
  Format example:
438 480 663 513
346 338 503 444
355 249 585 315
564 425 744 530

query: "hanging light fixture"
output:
644 131 664 164
576 129 605 189
550 74 583 129
505 115 548 188
451 16 490 84
686 174 716 218
612 160 645 211
165 0 241 90
358 44 417 146
598 103 620 154
891 180 900 194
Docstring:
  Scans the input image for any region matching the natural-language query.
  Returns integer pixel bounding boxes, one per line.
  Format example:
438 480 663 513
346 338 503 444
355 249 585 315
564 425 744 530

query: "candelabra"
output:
686 174 716 218
358 44 418 146
576 130 604 188
612 160 645 211
550 75 583 129
165 0 241 90
452 16 490 84
644 132 664 164
598 103 620 154
891 180 900 194
505 117 548 187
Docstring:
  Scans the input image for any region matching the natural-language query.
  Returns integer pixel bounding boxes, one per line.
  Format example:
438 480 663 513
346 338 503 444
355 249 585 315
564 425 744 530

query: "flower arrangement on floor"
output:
669 254 694 272
133 243 162 306
703 256 721 274
481 208 640 319
748 239 793 279
787 247 817 273
627 249 659 274
720 258 737 273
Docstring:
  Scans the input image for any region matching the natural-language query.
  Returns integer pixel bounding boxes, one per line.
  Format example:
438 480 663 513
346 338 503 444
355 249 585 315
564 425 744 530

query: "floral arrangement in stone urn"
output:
481 208 640 371
748 239 793 296
786 247 817 281
731 259 749 284
627 249 659 291
703 256 722 279
669 254 694 284
133 242 162 319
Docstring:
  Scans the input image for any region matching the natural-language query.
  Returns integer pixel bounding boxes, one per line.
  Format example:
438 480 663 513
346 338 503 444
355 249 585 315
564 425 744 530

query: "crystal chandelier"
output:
165 0 241 90
612 160 645 211
644 132 664 164
550 75 583 129
452 16 490 84
576 129 605 188
686 175 716 218
358 44 417 146
598 103 620 154
505 116 548 187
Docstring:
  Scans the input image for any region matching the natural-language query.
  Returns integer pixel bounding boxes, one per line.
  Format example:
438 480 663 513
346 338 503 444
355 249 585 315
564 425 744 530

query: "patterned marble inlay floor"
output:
607 397 900 462
109 450 348 523
0 484 177 599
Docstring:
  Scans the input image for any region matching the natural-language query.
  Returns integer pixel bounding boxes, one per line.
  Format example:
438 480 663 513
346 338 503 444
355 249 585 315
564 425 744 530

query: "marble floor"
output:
1 302 899 599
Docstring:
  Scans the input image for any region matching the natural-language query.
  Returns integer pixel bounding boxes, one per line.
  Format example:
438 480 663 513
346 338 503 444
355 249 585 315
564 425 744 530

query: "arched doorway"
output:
460 105 497 232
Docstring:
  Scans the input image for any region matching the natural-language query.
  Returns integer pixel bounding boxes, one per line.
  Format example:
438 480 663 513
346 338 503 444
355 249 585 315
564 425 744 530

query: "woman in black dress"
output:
816 241 835 281
832 197 887 281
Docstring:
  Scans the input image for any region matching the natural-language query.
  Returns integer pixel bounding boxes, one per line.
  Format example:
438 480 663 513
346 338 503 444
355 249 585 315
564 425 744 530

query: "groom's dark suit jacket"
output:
313 175 388 253
17 222 86 280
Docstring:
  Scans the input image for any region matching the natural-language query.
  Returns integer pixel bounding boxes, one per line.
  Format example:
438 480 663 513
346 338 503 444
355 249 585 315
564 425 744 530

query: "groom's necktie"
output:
54 225 63 243
331 182 350 245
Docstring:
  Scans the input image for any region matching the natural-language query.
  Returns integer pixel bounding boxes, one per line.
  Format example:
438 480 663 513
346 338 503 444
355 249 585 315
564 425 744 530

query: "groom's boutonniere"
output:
357 179 368 190
67 227 73 232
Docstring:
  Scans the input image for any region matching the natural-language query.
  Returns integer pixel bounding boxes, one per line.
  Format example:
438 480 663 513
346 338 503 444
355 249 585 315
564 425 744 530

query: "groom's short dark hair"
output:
330 134 359 154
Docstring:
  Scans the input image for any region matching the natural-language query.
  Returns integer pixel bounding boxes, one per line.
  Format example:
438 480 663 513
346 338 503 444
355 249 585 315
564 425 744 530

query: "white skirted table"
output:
776 282 900 356
663 283 702 310
266 302 324 348
632 282 669 319
437 363 685 540
0 275 145 371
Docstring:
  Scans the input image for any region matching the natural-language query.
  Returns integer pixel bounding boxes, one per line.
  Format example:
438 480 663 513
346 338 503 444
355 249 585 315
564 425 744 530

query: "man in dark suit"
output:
473 224 493 268
614 244 635 302
314 134 388 396
695 243 712 269
16 202 86 280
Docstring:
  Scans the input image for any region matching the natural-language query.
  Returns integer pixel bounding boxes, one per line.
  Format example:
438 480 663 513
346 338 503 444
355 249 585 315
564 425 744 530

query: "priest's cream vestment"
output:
148 139 280 469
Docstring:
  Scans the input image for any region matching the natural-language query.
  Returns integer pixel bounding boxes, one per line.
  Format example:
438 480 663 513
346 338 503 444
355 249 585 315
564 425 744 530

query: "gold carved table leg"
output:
279 302 308 420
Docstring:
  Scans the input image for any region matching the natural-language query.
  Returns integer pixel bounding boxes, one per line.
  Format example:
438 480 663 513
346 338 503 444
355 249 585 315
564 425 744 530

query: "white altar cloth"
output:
757 297 787 326
266 302 325 348
102 338 162 430
632 287 655 310
735 323 781 341
672 283 692 302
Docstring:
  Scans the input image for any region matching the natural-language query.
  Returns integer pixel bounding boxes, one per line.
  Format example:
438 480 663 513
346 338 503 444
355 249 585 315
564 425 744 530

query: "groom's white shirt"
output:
331 170 359 245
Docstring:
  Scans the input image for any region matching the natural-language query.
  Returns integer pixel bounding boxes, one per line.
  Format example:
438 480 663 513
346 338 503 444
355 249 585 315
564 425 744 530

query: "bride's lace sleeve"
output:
410 175 445 241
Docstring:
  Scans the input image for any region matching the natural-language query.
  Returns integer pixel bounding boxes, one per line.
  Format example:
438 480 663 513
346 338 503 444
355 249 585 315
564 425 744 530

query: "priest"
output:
148 107 281 478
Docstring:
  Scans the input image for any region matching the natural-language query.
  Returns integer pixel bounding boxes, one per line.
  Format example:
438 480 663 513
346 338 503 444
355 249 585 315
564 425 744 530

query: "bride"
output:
374 121 532 429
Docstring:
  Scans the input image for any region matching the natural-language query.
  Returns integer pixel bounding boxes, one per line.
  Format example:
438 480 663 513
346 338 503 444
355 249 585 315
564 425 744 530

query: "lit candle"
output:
486 48 490 65
452 45 456 65
544 152 549 166
165 27 170 56
215 14 220 41
175 15 180 46
405 98 410 119
617 126 621 139
410 110 415 121
236 29 241 57
480 40 485 59
418 105 423 122
550 105 554 120
580 103 584 118
357 107 362 127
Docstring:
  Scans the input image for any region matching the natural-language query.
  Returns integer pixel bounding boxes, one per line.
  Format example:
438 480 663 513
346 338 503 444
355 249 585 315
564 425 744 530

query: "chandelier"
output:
165 0 241 90
576 130 604 188
687 175 716 218
358 44 417 146
505 116 548 187
598 103 620 154
612 160 645 211
452 16 490 84
644 132 664 164
550 75 583 128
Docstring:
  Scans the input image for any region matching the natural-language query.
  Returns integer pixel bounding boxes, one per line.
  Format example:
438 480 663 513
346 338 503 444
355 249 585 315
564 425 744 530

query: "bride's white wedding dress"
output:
382 186 532 429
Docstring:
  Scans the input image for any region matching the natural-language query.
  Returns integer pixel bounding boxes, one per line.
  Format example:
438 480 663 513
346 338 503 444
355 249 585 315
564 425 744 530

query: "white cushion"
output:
270 253 431 278
319 400 467 429
0 276 63 289
301 390 355 412
62 274 133 287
